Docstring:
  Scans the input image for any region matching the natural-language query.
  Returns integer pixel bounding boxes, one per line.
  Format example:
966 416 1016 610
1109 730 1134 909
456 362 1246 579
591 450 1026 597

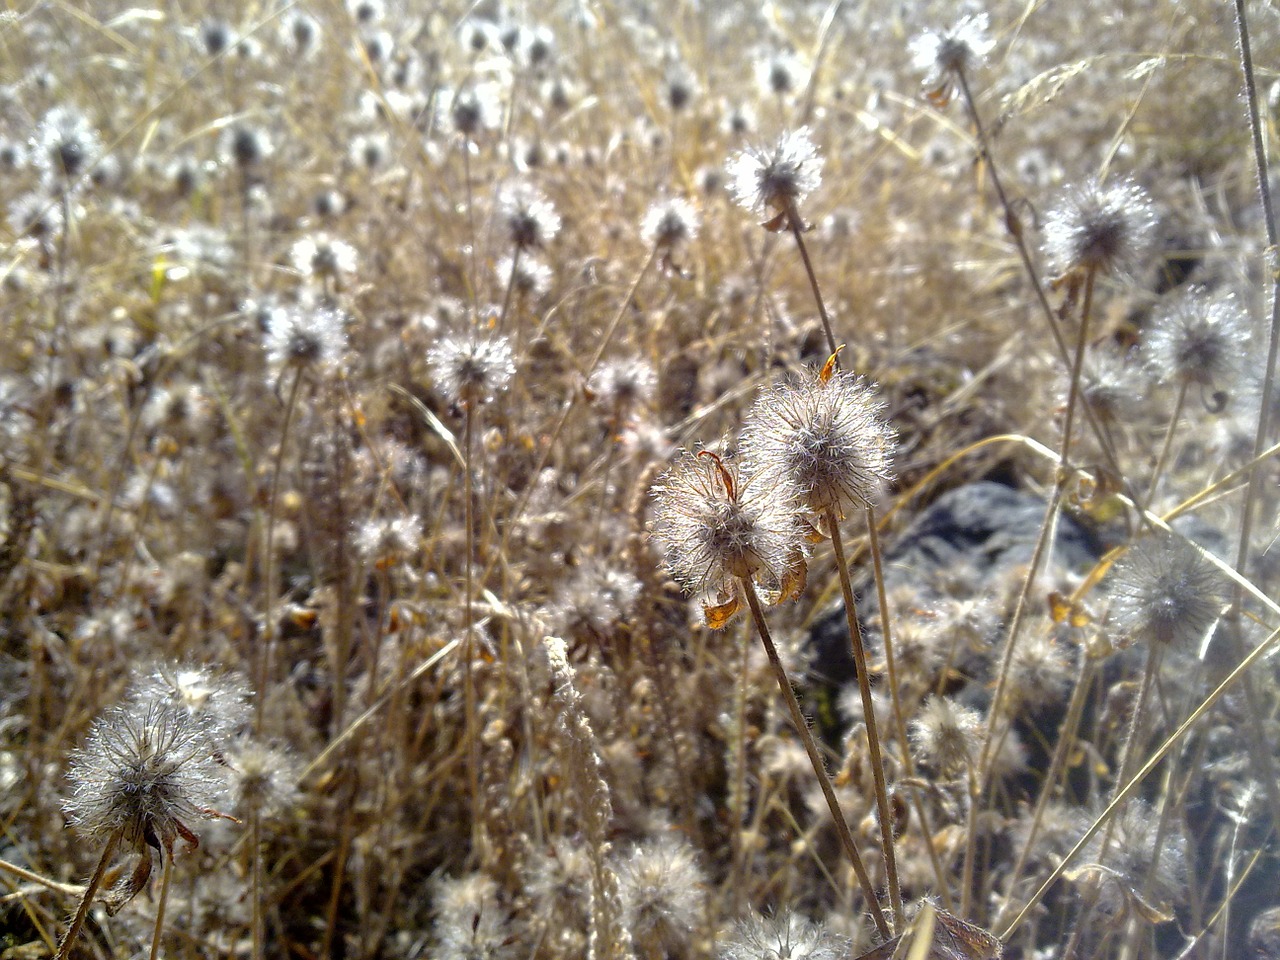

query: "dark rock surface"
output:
809 480 1104 686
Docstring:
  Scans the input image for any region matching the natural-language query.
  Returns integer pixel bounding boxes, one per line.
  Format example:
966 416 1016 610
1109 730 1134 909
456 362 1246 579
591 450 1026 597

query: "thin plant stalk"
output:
1145 380 1189 505
1000 621 1280 942
496 244 522 334
865 505 954 912
462 144 479 324
825 508 902 930
996 654 1097 929
1060 645 1162 960
739 576 891 941
1231 0 1280 606
148 848 174 960
786 204 838 361
461 398 482 857
258 366 305 734
54 828 122 960
250 808 264 960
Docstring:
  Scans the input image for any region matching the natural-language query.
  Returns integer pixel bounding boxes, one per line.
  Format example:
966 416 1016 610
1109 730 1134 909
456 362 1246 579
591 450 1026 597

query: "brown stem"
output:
55 829 122 960
787 209 839 361
739 577 891 940
826 508 902 930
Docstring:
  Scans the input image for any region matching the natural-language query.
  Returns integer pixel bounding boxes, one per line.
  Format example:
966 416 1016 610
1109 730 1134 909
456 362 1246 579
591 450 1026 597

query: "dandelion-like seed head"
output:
909 12 994 91
754 50 806 98
663 63 698 113
1145 289 1249 389
615 837 705 953
641 196 700 250
719 909 849 960
498 182 561 249
1042 177 1158 279
291 233 358 279
727 128 823 221
1108 533 1224 649
32 104 102 183
742 366 895 517
591 357 657 413
264 305 346 374
651 449 804 618
281 11 321 58
496 253 553 299
428 333 516 404
65 700 226 851
132 664 252 741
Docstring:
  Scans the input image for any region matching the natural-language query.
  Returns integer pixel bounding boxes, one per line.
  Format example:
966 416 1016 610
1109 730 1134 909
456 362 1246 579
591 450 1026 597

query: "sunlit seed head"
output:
754 50 806 98
1108 532 1224 649
1145 288 1249 389
264 305 346 374
663 63 698 113
281 11 321 58
909 12 995 86
447 83 503 138
220 123 273 170
651 449 804 605
1042 177 1159 278
726 127 823 218
291 233 358 280
911 694 983 778
496 253 553 298
498 182 561 249
65 699 226 851
615 837 705 952
742 367 895 516
32 104 101 183
640 196 700 250
428 333 516 404
719 909 849 960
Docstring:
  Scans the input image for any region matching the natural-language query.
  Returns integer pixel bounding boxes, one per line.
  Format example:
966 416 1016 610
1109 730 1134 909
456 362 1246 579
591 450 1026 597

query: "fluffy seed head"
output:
291 233 358 280
428 333 516 404
264 305 346 374
909 12 995 89
1145 289 1249 389
1108 532 1225 649
65 700 226 851
32 104 102 183
651 449 804 612
220 123 273 169
727 128 823 218
911 695 983 778
498 182 561 249
640 196 700 250
742 367 895 517
1042 177 1158 278
615 837 705 953
132 664 252 741
719 909 848 960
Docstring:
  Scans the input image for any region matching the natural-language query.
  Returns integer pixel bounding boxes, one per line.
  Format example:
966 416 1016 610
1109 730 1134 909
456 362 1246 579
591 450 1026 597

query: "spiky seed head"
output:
65 700 226 851
427 333 516 404
742 367 895 517
726 128 823 219
498 181 561 249
651 449 804 618
719 909 849 960
1145 289 1249 389
220 123 273 169
1042 177 1158 279
1108 533 1224 649
641 196 700 250
291 233 358 280
264 305 346 374
909 12 995 90
32 105 102 183
132 664 252 741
